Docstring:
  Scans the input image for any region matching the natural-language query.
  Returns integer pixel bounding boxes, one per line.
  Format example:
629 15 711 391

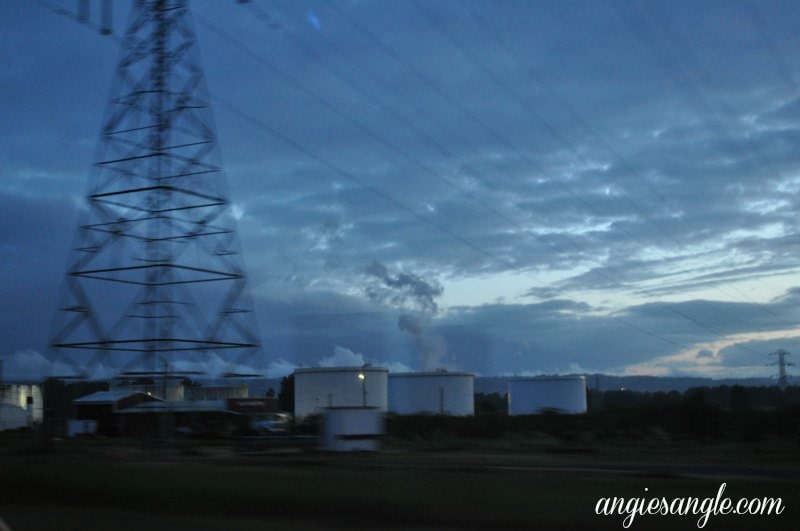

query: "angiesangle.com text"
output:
595 483 784 528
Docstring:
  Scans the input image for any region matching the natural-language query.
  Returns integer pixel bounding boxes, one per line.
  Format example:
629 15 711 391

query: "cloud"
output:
265 358 297 379
5 1 800 382
318 345 367 367
316 345 412 373
2 349 119 381
2 350 52 381
169 353 263 378
383 360 414 373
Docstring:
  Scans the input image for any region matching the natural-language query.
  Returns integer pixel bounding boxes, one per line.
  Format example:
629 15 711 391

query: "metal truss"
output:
51 0 261 377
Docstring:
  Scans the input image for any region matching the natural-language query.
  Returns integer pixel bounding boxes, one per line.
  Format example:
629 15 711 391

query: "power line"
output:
213 89 773 362
39 1 792 367
464 3 800 337
385 2 788 359
611 0 800 326
211 95 515 270
228 3 785 361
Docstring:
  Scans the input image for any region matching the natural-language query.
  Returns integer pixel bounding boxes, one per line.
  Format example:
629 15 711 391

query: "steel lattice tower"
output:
770 349 793 394
51 0 261 378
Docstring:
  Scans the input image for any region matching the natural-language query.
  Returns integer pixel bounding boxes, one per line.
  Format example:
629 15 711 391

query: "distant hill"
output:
474 374 777 395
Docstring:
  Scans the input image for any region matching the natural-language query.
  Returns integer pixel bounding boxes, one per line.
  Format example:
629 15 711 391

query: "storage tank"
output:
388 371 474 416
1 383 43 424
294 366 388 419
508 376 587 415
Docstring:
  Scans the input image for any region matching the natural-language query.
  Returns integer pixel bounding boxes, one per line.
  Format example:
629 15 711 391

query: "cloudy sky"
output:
3 0 800 381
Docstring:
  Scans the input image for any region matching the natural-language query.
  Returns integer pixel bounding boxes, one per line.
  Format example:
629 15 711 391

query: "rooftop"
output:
74 391 159 404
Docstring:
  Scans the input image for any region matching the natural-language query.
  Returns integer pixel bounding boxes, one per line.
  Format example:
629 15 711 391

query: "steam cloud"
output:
398 314 451 372
363 260 452 371
319 346 412 373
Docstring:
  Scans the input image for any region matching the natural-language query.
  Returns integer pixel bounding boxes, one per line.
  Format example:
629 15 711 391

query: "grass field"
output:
0 432 797 530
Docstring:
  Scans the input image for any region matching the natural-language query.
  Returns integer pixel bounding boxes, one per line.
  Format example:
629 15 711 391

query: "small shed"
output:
322 407 384 452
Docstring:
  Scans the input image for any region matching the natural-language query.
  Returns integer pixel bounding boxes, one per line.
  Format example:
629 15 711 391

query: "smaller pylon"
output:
769 349 794 393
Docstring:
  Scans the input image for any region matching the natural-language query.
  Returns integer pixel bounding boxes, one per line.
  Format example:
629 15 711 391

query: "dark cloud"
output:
718 338 800 369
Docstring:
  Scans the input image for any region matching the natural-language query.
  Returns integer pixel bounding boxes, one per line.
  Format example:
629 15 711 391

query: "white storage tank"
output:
388 371 474 416
0 383 43 424
294 366 388 419
0 403 30 431
322 407 384 452
508 376 587 415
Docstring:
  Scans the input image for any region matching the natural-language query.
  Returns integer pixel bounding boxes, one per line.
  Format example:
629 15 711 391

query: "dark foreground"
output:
0 432 798 531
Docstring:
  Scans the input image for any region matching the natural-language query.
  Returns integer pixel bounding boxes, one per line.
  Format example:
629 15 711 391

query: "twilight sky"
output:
3 0 800 380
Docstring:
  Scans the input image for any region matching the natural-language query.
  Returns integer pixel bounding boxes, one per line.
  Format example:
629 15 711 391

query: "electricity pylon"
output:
50 0 261 378
769 349 793 393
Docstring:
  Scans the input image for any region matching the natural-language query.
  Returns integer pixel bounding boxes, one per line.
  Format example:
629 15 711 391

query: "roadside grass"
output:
0 442 796 530
1 421 798 531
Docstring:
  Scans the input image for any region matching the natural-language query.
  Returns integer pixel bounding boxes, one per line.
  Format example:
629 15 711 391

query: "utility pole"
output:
769 349 794 394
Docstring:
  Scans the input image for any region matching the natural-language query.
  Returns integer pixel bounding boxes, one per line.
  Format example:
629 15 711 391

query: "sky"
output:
3 0 800 381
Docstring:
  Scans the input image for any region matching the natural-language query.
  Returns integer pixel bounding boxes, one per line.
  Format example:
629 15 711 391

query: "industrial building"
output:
63 371 284 437
185 383 249 401
388 371 475 416
110 373 189 402
74 390 163 435
507 376 587 415
73 390 281 437
294 367 389 419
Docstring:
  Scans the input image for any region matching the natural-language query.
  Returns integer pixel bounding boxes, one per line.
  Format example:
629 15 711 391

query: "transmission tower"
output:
50 0 262 378
769 349 793 393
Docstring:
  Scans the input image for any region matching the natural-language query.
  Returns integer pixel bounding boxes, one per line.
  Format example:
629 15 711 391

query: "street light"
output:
358 371 367 407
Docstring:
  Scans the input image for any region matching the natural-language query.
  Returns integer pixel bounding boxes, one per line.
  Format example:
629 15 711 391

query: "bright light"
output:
358 372 365 381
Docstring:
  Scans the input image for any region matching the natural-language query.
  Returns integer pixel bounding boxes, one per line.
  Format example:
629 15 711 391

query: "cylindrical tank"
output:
388 371 474 416
2 383 44 424
293 366 388 419
508 376 587 415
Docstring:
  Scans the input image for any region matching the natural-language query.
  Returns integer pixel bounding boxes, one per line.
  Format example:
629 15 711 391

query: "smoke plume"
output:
364 260 443 313
363 260 451 371
398 314 450 371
